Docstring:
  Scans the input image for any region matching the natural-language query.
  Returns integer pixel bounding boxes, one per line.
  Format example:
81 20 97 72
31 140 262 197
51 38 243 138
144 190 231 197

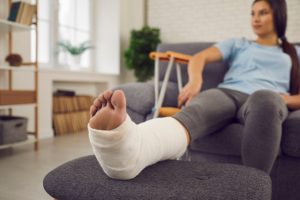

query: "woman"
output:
88 0 300 180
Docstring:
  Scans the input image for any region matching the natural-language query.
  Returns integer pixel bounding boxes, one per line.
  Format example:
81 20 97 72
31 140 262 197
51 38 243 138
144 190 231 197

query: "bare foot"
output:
89 90 127 130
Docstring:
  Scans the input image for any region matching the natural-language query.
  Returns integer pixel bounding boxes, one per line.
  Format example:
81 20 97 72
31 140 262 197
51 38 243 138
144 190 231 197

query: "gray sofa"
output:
116 42 300 200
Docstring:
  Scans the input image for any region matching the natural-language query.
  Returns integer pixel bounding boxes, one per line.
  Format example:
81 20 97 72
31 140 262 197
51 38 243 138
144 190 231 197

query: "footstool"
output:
43 155 271 200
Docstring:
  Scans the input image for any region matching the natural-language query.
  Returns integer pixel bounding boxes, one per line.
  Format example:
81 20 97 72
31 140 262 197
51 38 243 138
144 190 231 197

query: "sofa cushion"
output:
190 110 300 158
190 123 243 156
282 110 300 157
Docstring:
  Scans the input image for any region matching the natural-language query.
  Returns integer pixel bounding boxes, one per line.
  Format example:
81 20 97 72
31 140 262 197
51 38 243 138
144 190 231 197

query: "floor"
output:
0 132 93 200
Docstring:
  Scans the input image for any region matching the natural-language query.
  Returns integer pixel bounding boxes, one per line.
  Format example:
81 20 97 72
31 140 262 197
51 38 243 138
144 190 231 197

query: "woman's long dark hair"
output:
253 0 300 94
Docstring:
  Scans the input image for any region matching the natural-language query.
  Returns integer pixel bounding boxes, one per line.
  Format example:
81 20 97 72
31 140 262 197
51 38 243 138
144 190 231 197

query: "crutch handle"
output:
159 107 181 117
166 51 192 64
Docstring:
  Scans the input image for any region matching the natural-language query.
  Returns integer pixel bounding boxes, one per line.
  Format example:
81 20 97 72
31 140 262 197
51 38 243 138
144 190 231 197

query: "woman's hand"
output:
280 94 289 104
178 79 202 108
177 46 222 108
280 93 300 110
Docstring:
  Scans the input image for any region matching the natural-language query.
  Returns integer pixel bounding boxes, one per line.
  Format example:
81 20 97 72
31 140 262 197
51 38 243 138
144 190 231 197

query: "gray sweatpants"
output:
173 88 288 174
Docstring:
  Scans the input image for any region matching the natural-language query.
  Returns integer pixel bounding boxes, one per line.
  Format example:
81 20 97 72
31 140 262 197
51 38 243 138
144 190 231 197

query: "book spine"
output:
7 2 21 22
16 2 24 23
19 3 30 24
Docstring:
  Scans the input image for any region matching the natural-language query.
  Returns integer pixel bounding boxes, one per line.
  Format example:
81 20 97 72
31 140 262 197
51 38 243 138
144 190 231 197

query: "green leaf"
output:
57 40 94 55
124 26 161 82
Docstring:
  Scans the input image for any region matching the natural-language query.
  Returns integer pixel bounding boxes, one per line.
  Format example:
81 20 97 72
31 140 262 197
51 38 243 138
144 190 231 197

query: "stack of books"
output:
52 95 94 136
7 1 37 25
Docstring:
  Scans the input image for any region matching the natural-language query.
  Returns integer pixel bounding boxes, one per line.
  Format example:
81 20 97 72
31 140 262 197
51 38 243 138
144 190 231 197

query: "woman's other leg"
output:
239 90 288 174
173 88 244 142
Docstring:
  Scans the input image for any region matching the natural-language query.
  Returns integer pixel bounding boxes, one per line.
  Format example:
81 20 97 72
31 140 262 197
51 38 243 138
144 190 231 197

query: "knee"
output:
249 90 284 108
246 90 287 120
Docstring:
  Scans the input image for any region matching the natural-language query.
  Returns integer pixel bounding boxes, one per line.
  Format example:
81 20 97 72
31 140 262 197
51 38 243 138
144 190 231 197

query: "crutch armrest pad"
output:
166 51 192 64
149 52 169 62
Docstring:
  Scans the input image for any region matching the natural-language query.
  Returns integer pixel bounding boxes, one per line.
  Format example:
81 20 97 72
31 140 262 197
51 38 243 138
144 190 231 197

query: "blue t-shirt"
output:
214 38 292 94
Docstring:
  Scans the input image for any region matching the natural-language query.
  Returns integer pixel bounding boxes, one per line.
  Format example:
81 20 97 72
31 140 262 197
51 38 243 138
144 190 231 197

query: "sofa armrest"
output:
114 82 155 115
114 82 179 122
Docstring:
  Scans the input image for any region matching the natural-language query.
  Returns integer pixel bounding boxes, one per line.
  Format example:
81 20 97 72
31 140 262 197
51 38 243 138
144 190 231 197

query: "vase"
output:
67 54 82 68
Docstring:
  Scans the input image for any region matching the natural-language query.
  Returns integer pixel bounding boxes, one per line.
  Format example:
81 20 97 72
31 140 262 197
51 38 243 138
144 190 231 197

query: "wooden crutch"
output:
149 51 192 118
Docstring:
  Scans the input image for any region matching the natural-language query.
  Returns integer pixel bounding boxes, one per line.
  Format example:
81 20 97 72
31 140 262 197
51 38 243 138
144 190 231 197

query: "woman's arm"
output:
280 94 300 110
178 47 223 107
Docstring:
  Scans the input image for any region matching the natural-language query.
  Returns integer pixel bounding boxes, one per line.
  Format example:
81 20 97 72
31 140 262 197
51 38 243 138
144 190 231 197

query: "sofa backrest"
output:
295 44 300 62
157 42 300 92
157 42 229 91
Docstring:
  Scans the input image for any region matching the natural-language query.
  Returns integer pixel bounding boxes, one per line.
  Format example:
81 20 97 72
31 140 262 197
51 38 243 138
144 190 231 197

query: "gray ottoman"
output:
43 155 271 200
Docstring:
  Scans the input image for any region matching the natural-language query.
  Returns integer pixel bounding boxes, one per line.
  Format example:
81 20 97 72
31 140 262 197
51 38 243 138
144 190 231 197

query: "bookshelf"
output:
0 18 33 32
0 65 36 72
0 0 39 150
53 95 93 136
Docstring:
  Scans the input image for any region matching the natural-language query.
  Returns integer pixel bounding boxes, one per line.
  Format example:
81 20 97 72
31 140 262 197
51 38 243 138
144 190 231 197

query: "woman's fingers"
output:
178 90 192 108
178 81 202 107
178 96 186 108
178 89 187 107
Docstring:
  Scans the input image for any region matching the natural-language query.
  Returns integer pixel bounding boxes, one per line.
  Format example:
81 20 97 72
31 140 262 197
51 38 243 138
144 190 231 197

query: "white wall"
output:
93 0 145 83
119 0 146 83
148 0 300 43
94 0 120 75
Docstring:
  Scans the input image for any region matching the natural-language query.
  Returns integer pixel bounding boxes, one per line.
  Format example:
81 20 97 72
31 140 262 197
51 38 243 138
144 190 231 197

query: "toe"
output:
103 90 113 101
93 98 102 109
99 94 108 107
111 90 126 111
104 90 114 109
97 90 114 108
90 105 98 117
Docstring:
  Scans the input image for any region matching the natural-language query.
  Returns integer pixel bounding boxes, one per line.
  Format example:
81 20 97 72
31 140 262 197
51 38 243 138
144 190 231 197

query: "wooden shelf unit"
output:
0 134 36 150
0 18 34 32
0 65 37 72
0 0 39 151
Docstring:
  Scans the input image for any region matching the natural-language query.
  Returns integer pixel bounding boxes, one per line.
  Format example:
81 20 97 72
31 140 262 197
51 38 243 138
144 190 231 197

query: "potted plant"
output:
58 40 93 66
124 26 161 82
